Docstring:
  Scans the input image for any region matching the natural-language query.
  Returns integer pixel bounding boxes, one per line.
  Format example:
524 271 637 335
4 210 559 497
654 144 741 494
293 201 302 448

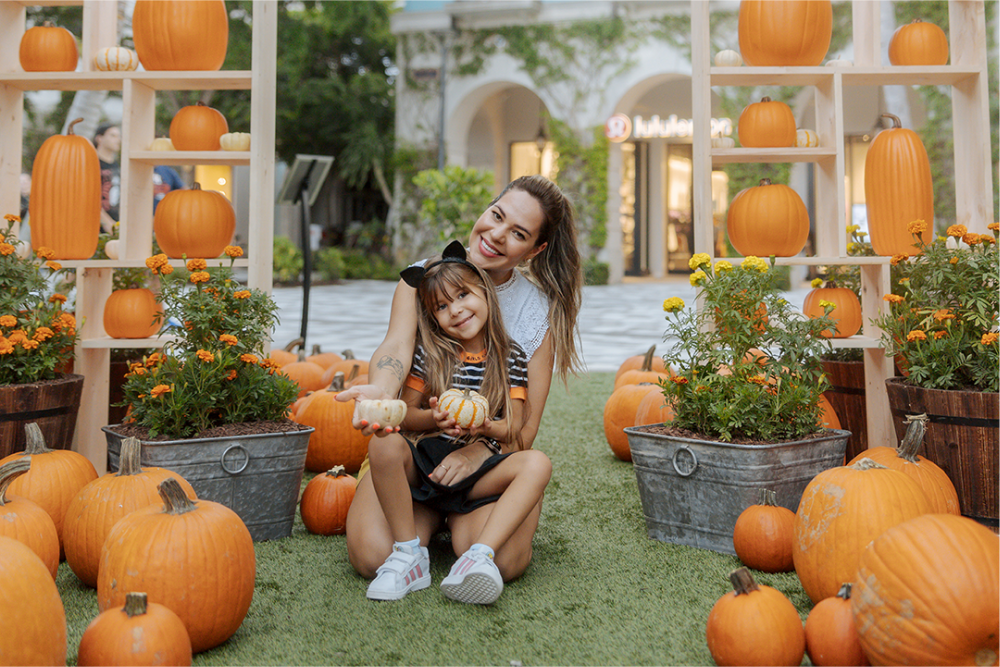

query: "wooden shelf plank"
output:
716 256 892 267
711 66 980 87
131 150 251 166
80 335 178 350
60 258 250 269
0 70 251 91
712 147 836 164
829 336 881 349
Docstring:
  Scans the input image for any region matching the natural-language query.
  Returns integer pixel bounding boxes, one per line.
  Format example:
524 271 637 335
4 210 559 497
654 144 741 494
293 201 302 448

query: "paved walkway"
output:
269 277 813 373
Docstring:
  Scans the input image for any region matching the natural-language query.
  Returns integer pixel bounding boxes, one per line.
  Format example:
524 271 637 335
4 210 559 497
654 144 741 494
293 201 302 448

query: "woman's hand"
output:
429 396 459 435
334 384 401 436
428 442 491 486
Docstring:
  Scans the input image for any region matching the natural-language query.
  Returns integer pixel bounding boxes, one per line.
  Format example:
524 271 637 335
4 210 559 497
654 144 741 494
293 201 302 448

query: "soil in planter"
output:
638 424 840 446
108 419 312 441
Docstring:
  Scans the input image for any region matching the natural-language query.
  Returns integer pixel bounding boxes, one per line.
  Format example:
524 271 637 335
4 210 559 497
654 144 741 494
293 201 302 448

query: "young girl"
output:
365 241 552 605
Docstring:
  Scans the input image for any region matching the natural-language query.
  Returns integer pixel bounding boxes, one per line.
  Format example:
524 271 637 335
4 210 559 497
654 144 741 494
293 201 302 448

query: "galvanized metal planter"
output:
103 425 314 541
625 425 849 555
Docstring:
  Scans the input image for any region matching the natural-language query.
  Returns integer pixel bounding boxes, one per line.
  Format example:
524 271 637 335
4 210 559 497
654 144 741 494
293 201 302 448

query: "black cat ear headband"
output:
399 240 474 288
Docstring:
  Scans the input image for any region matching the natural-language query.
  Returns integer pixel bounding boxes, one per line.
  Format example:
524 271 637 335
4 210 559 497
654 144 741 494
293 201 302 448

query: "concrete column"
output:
647 139 666 278
606 143 624 284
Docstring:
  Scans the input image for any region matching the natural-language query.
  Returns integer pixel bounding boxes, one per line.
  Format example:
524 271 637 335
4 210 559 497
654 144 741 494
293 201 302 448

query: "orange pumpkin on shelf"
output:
0 536 67 666
738 0 832 67
153 183 235 259
169 102 229 151
29 118 102 259
726 179 809 257
300 466 357 536
803 285 862 338
19 21 78 72
737 97 796 148
78 592 192 667
0 459 59 579
132 0 228 71
103 288 163 339
888 18 949 66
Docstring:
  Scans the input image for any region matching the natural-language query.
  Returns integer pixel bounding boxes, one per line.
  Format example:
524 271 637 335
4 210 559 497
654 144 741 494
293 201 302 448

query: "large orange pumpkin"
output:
103 288 163 339
727 179 809 257
706 567 806 667
614 345 668 385
633 389 674 426
803 286 862 338
0 536 67 666
29 118 102 259
63 436 197 589
300 466 357 536
153 183 236 259
78 592 192 667
738 0 832 67
732 488 795 573
321 350 370 386
280 352 327 399
888 18 949 66
792 458 933 604
603 382 661 462
268 337 304 368
0 422 99 555
19 21 78 71
847 417 960 515
0 458 59 579
169 102 229 151
294 373 372 473
132 0 228 71
737 97 796 148
614 345 672 390
852 514 999 666
864 113 934 256
306 344 343 370
805 583 868 666
97 479 255 654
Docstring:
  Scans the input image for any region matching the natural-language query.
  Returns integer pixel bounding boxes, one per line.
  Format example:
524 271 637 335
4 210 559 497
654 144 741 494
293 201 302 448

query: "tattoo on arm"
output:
376 355 405 382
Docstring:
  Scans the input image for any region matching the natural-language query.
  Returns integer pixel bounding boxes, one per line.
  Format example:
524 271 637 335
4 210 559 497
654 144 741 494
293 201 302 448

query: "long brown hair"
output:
414 259 522 450
494 175 583 381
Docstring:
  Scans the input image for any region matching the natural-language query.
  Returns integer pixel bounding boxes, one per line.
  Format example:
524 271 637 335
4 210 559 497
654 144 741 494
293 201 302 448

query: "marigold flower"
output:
906 219 927 235
49 293 67 304
670 376 689 385
32 327 53 341
226 369 238 381
145 352 163 366
3 214 20 223
20 339 39 350
855 231 868 239
45 261 62 271
240 353 259 364
946 224 968 238
746 376 767 385
53 313 76 332
906 330 928 342
219 334 239 346
35 247 55 260
883 294 905 304
160 263 174 275
981 234 996 245
0 315 16 328
662 297 685 313
713 261 732 275
8 330 27 343
0 243 14 256
150 384 172 397
890 253 909 266
933 331 948 340
989 222 999 232
962 233 981 246
741 256 768 273
949 256 959 265
190 271 211 284
689 270 707 287
688 253 711 271
128 365 147 376
818 300 836 311
186 258 208 271
196 349 215 363
810 278 823 288
224 245 244 258
845 242 856 253
233 290 251 299
0 338 13 355
846 224 860 234
933 309 955 322
982 332 999 346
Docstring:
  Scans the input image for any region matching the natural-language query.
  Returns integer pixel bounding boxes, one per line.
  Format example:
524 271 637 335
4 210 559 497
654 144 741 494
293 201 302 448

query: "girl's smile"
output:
433 283 488 352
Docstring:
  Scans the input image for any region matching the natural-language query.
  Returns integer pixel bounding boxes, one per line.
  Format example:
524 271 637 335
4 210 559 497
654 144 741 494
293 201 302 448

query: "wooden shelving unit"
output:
1 1 278 472
691 0 993 448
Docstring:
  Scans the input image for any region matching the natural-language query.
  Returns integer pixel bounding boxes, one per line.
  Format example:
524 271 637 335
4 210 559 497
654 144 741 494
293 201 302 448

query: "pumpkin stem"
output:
327 371 345 392
760 96 772 103
158 478 198 515
758 178 772 187
117 437 144 476
729 567 760 596
123 592 148 618
327 465 347 478
67 117 84 136
850 457 888 471
835 582 852 601
0 459 31 507
898 415 928 463
641 345 656 372
191 182 203 191
311 344 322 356
881 113 902 130
341 349 356 360
346 364 360 383
284 337 304 353
756 488 778 507
23 423 54 455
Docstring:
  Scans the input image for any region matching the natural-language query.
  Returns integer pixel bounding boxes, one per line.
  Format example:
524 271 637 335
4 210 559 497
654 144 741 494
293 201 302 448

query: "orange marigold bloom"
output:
906 220 927 234
145 352 163 366
7 330 27 344
981 234 996 245
159 263 174 275
0 338 13 355
906 330 928 342
0 243 14 256
190 271 211 284
883 294 905 304
128 365 147 376
35 246 55 260
32 327 54 341
240 353 259 364
890 253 909 266
150 384 172 397
949 256 960 265
933 331 948 340
196 349 215 363
3 214 20 223
962 233 981 246
45 261 62 271
224 245 243 258
671 376 689 385
746 376 767 385
186 258 208 271
982 333 999 346
54 313 76 332
233 290 251 299
946 224 968 238
988 222 999 232
226 369 238 381
0 315 16 328
20 339 39 350
933 309 956 322
49 293 67 304
219 334 239 346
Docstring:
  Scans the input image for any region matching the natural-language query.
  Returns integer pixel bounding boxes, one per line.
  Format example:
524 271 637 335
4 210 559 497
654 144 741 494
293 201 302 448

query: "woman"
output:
338 174 582 584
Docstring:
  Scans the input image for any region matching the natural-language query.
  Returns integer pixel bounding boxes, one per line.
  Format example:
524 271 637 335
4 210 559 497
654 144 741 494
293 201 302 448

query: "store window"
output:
510 141 557 181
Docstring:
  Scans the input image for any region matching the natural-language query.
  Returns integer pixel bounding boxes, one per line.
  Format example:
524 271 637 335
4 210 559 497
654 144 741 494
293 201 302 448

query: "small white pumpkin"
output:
825 58 853 67
438 388 489 429
149 137 175 151
356 399 407 429
93 47 138 72
795 129 820 148
104 239 120 260
711 136 736 149
219 132 251 151
714 49 743 68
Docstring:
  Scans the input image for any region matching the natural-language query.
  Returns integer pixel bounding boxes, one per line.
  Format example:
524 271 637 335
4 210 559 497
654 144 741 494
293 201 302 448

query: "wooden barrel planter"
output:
0 373 85 457
886 377 999 527
821 360 868 461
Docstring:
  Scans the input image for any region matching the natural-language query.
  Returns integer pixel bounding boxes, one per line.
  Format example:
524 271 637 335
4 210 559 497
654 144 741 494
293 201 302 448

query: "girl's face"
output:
467 189 548 282
431 280 489 352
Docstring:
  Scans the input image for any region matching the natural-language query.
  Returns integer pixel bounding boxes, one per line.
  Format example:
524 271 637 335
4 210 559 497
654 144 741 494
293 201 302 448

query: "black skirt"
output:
408 435 511 515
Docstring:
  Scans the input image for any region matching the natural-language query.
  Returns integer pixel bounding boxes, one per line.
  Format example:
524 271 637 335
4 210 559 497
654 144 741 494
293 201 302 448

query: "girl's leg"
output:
366 432 420 543
448 494 543 581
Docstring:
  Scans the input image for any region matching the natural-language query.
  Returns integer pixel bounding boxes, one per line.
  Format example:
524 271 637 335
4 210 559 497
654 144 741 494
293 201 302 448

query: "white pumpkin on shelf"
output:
93 47 138 72
104 239 120 260
220 132 251 151
711 136 736 149
149 137 175 151
795 129 820 148
714 49 743 68
825 58 853 67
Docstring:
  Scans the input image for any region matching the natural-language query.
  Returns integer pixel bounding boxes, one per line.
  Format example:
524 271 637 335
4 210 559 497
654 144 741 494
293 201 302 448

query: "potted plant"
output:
102 248 312 540
873 220 999 524
625 253 850 555
0 214 83 457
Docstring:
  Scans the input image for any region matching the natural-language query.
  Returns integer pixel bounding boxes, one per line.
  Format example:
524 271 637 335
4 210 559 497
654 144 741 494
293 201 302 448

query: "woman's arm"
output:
520 331 555 449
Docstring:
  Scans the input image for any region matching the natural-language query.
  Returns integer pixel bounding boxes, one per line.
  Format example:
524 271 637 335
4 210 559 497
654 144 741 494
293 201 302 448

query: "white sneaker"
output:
366 544 431 601
440 549 504 605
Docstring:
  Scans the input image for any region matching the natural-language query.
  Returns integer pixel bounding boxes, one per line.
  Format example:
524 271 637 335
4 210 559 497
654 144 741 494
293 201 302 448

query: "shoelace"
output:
377 550 419 576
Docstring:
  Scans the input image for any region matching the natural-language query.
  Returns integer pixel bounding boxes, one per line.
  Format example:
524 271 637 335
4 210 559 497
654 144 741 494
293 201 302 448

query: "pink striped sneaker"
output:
366 544 431 601
440 549 503 604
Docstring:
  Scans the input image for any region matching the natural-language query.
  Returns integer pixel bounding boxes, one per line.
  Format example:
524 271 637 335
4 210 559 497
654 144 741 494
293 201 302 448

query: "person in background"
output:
93 124 121 234
153 165 184 212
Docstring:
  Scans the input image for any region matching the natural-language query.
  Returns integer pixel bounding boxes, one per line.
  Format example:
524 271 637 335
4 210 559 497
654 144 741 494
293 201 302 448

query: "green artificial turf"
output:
57 372 814 666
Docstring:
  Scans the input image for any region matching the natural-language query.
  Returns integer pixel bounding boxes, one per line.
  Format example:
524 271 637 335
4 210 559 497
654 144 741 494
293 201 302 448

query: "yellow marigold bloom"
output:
933 309 955 322
883 294 905 304
855 231 867 239
150 384 172 397
846 224 860 234
982 332 999 346
890 253 909 266
240 353 259 364
845 242 856 253
196 349 215 363
949 256 959 265
32 327 53 341
186 258 208 271
219 334 239 346
45 261 62 271
906 219 927 234
0 243 14 256
818 299 836 310
224 245 244 258
190 271 211 284
714 260 733 274
234 290 251 299
662 297 685 313
906 330 927 342
946 224 968 238
49 293 67 304
3 214 20 223
0 338 12 355
671 376 689 385
689 253 711 270
811 278 823 288
0 315 16 328
988 222 999 232
226 369 238 381
689 270 707 286
35 247 55 260
20 339 39 350
933 331 948 340
741 256 768 273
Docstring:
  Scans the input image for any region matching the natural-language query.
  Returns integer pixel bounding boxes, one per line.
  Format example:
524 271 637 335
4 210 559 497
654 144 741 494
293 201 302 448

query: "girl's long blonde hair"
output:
415 259 522 450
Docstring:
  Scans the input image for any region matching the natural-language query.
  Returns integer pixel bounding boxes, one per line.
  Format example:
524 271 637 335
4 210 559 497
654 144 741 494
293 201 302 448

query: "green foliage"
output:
660 254 835 442
340 249 400 281
120 254 299 439
313 246 345 282
549 119 609 255
0 216 79 384
873 224 999 392
583 259 609 286
273 235 304 284
412 165 495 246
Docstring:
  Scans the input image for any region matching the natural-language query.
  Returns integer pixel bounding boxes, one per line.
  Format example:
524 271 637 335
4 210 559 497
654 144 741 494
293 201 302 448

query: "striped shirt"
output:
405 343 529 406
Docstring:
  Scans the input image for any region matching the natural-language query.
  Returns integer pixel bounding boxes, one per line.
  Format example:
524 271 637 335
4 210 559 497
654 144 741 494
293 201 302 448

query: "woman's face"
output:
467 189 547 279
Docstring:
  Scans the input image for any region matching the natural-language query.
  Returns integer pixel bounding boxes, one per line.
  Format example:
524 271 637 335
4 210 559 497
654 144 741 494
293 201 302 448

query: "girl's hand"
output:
428 443 490 486
466 418 498 440
429 396 459 436
335 384 400 436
